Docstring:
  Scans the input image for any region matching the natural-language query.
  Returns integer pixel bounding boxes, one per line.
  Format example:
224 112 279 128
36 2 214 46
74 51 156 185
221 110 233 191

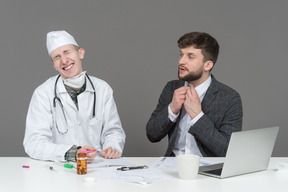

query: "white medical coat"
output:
23 75 125 162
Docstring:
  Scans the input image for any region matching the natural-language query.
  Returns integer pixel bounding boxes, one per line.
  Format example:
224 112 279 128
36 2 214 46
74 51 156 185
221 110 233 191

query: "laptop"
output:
198 126 279 179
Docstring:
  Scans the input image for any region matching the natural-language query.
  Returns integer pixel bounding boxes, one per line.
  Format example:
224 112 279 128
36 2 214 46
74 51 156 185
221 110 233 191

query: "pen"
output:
155 157 166 168
79 150 97 153
117 165 148 171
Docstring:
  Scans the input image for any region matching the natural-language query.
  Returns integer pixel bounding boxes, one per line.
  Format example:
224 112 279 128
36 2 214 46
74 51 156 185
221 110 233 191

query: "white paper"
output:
150 157 225 170
150 157 177 170
90 157 134 168
71 157 135 168
93 167 173 184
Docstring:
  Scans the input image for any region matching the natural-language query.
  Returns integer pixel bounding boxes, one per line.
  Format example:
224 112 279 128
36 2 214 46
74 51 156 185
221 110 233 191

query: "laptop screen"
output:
199 126 279 178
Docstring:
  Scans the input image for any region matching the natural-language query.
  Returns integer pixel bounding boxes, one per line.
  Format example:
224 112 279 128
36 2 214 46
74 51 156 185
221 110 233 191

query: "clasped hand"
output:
170 86 202 119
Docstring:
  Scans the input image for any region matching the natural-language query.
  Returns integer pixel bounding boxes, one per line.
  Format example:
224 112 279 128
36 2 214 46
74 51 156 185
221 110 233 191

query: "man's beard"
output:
178 67 203 82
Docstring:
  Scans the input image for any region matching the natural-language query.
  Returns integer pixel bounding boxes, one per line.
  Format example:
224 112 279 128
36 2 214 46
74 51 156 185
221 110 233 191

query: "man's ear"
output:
204 60 214 71
78 48 85 60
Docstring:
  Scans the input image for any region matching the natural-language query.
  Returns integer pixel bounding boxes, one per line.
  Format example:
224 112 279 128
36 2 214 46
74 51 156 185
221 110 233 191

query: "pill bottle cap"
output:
64 164 74 169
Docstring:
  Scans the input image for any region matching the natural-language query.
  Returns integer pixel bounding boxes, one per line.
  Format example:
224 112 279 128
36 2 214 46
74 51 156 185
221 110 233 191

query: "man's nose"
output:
61 55 68 64
179 55 186 65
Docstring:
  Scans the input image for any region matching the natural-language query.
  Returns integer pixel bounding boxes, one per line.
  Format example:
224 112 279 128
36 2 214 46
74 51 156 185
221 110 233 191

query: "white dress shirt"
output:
168 76 212 156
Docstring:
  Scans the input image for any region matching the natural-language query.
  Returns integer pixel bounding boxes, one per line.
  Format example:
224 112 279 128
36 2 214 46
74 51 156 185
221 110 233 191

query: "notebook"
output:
198 126 279 179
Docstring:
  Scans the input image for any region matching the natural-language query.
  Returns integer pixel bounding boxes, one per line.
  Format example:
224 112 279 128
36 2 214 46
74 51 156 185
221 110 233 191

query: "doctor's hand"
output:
100 147 121 159
170 86 190 115
77 145 97 163
184 86 202 119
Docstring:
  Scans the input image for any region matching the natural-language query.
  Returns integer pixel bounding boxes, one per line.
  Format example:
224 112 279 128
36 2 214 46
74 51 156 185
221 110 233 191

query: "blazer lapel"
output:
201 75 218 111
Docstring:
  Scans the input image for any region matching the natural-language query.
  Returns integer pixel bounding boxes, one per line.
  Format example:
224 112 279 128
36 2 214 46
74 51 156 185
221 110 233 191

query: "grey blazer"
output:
146 75 243 157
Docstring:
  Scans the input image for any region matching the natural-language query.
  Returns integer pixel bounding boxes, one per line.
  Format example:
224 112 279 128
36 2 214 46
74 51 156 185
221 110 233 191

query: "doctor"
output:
23 30 126 163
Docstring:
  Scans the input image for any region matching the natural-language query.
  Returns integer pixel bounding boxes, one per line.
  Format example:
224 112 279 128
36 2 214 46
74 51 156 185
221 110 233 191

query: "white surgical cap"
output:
46 30 79 54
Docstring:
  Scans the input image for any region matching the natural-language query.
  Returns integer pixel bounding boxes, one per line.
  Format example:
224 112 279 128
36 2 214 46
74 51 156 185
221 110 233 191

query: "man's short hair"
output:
177 32 219 65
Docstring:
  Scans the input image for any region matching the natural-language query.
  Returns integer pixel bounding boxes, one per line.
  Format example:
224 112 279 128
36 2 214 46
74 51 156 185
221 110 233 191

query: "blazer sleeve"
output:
146 80 182 142
189 90 243 157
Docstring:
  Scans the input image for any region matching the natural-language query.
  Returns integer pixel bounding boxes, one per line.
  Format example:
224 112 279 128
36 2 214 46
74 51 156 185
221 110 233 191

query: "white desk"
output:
1 157 287 192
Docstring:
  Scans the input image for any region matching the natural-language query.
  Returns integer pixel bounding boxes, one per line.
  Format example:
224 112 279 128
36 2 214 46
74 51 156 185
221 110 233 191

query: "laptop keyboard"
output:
204 168 223 176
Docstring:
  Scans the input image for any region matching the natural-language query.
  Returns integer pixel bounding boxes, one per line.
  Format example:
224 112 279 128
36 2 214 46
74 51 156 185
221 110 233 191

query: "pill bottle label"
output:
77 153 87 175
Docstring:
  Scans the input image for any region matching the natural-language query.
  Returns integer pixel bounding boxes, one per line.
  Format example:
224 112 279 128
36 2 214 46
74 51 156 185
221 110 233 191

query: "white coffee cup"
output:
176 154 200 180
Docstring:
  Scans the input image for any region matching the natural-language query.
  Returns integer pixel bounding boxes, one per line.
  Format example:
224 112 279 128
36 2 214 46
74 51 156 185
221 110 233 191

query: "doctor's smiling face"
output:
50 44 85 79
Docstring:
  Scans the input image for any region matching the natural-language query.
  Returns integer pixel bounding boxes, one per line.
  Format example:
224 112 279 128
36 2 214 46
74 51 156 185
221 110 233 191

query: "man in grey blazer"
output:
146 32 243 157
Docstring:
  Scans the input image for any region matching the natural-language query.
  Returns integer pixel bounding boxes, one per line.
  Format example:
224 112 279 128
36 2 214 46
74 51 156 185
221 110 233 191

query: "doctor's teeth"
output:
64 65 72 70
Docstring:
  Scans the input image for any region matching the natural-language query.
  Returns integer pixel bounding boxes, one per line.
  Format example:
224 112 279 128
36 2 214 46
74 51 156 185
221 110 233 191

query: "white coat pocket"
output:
88 118 104 147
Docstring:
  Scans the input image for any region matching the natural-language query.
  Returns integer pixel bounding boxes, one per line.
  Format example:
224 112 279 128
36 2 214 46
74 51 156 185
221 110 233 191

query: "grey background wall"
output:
0 0 287 157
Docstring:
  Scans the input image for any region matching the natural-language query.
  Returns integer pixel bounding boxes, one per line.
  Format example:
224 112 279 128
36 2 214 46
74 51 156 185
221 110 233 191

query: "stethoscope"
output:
53 73 96 134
